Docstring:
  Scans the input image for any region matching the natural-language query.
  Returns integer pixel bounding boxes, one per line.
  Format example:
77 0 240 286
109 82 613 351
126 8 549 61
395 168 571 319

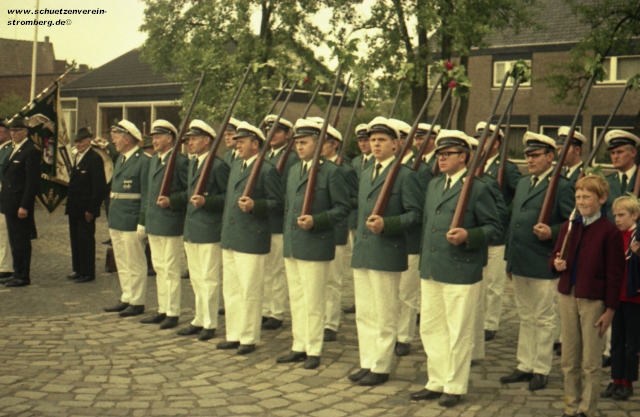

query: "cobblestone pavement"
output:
0 207 639 417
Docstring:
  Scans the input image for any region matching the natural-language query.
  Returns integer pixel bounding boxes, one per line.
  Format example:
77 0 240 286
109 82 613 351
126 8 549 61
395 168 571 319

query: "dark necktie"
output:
529 176 539 193
444 177 451 192
192 160 198 176
373 163 382 182
622 173 628 191
242 161 247 172
302 162 308 177
73 154 78 168
269 150 275 160
361 156 366 170
121 155 126 165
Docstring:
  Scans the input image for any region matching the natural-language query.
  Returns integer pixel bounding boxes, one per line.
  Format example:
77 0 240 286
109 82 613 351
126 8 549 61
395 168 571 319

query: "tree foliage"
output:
0 92 25 119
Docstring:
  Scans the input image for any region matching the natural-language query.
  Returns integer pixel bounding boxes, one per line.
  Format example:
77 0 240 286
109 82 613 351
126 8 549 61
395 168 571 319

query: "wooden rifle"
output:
332 74 352 128
243 80 298 197
411 73 444 171
496 101 514 189
538 73 595 224
160 71 206 197
193 66 251 196
276 83 322 173
431 95 459 177
301 64 343 215
337 82 364 166
259 80 290 131
388 78 405 118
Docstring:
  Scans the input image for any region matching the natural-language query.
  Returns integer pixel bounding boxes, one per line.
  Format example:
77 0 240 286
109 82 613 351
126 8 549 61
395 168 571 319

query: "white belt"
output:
110 192 142 200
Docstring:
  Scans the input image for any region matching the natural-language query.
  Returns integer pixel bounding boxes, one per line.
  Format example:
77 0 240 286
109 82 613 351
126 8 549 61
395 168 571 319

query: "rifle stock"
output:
193 66 252 196
243 80 298 198
276 83 322 173
301 64 344 216
160 71 206 197
337 82 364 166
538 74 595 225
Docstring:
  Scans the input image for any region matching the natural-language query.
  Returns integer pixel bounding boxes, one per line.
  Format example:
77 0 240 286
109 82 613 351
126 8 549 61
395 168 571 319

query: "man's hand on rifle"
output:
190 195 205 209
157 196 170 209
366 215 384 234
297 215 314 230
238 196 254 213
533 223 552 241
446 228 468 246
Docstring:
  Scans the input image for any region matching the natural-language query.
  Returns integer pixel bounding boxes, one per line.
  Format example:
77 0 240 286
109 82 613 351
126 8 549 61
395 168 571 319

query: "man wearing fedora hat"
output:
0 119 14 280
0 117 41 287
604 129 640 222
138 120 189 330
65 127 107 283
103 120 151 317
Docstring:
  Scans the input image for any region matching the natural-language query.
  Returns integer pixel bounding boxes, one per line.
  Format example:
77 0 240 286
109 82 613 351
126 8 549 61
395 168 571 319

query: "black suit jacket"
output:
65 148 107 218
0 139 41 216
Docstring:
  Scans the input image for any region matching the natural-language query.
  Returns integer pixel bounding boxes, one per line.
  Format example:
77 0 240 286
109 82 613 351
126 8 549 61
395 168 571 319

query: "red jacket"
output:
550 216 624 309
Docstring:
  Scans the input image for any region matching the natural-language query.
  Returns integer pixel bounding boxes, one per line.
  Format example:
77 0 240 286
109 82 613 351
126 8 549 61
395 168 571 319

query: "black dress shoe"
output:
181 272 189 280
277 351 307 363
0 272 13 278
216 341 240 350
261 316 269 324
554 342 562 356
177 325 203 336
500 369 533 383
438 393 461 407
0 276 14 285
198 329 216 341
75 275 95 283
237 344 255 355
484 330 496 341
147 268 156 277
602 355 612 367
102 238 112 245
416 313 420 325
262 318 283 330
4 279 29 287
304 356 320 369
358 372 389 386
409 389 442 401
612 385 633 400
347 368 370 382
67 272 81 280
140 313 166 324
342 305 356 314
159 316 179 330
119 305 145 317
104 301 129 312
528 373 548 391
395 342 410 356
323 329 337 342
218 308 225 315
601 382 617 398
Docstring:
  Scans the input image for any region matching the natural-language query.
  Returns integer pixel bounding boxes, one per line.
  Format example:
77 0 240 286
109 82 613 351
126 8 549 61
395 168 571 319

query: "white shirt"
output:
242 154 258 170
372 155 395 181
401 151 413 165
618 165 637 186
269 145 286 159
9 137 27 159
484 154 499 173
74 147 90 166
445 168 467 190
531 166 554 188
196 152 209 169
424 150 435 164
566 162 582 178
157 149 170 165
120 146 138 164
327 154 338 163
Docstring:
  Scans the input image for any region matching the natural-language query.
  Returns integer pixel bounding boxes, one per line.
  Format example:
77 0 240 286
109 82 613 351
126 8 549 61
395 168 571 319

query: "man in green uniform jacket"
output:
556 126 586 184
603 129 640 222
222 118 241 166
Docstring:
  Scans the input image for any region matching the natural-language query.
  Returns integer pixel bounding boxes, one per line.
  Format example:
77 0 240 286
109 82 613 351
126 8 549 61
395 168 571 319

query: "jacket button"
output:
363 234 368 239
292 226 296 230
431 247 435 251
431 229 436 233
230 220 235 224
297 192 300 196
294 209 298 213
436 210 441 214
521 207 525 211
367 198 371 202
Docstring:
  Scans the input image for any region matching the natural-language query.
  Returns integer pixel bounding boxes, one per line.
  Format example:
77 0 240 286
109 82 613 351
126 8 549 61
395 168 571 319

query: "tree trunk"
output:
413 26 429 122
456 54 470 131
438 0 454 126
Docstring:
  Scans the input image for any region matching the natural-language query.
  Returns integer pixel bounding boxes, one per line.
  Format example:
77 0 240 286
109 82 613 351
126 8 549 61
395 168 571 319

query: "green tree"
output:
0 92 26 119
543 0 640 133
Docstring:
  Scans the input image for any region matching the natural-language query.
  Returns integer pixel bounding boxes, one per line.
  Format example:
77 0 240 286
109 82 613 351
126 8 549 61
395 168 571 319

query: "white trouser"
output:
483 245 506 331
262 234 287 321
604 326 611 356
148 234 183 317
325 242 351 331
512 275 559 375
0 213 12 272
285 257 329 356
397 254 420 343
473 279 486 361
421 278 481 395
353 268 400 374
184 242 221 330
222 249 266 345
110 229 147 306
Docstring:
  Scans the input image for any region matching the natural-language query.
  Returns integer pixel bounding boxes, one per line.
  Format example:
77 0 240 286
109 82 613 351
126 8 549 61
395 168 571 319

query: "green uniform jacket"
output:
183 156 230 244
348 154 374 230
223 149 236 166
220 158 283 254
484 157 522 206
561 163 583 185
405 157 432 255
335 161 358 245
0 142 13 182
351 162 423 272
282 159 351 261
108 150 150 231
505 175 574 279
605 168 636 223
267 148 300 234
420 174 503 284
145 151 189 237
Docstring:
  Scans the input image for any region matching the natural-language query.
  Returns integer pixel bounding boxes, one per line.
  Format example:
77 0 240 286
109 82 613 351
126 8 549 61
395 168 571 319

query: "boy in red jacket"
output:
601 195 640 401
551 175 624 417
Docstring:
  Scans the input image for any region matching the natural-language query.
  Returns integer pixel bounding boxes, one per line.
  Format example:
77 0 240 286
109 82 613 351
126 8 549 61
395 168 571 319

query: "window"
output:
97 101 181 140
60 99 77 140
493 60 532 87
539 126 581 141
601 56 640 84
100 106 123 139
501 125 529 160
592 126 635 164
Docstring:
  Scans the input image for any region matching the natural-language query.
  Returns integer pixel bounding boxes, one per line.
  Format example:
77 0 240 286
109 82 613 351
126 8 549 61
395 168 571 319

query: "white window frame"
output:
493 60 532 88
96 101 180 139
539 125 582 137
60 98 78 138
598 55 640 84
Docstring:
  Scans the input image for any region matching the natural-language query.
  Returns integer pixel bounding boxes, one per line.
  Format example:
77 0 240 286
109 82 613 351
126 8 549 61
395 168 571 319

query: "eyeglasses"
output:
435 151 463 160
524 152 547 160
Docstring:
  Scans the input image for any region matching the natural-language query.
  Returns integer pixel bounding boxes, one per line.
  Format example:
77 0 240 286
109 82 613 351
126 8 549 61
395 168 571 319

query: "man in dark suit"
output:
0 119 14 279
0 117 41 287
66 127 107 283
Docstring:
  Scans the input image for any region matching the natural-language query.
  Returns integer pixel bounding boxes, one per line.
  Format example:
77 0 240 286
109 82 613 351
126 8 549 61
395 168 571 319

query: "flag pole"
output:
30 0 40 101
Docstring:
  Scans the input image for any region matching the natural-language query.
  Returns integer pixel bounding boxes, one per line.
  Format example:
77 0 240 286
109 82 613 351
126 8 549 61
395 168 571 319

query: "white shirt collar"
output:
533 166 554 183
372 155 395 180
619 165 637 185
484 153 499 172
327 154 338 163
122 146 138 162
243 154 258 168
196 151 209 166
270 145 286 156
401 150 414 165
566 161 582 178
75 147 90 164
157 149 171 163
424 150 435 164
582 211 601 227
446 168 467 189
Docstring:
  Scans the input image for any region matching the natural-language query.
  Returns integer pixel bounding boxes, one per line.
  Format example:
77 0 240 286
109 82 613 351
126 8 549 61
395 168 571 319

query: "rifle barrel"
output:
337 81 364 166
